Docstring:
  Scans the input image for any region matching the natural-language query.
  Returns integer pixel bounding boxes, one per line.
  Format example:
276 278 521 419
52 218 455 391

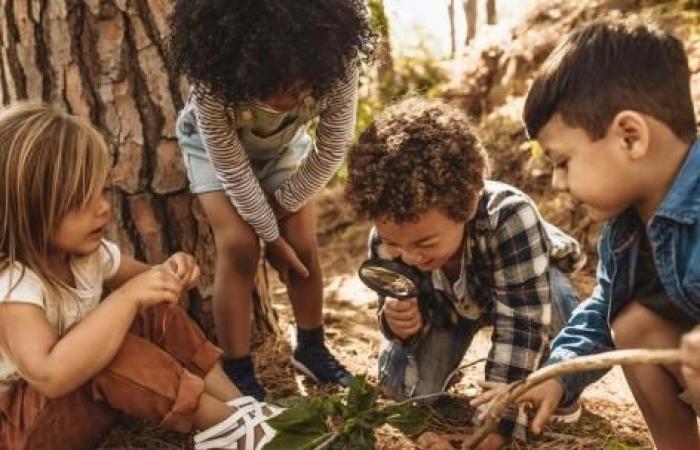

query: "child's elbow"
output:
21 367 73 399
30 378 73 399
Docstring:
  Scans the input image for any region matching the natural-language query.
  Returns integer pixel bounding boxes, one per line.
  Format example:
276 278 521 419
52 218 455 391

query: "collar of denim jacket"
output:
654 137 700 225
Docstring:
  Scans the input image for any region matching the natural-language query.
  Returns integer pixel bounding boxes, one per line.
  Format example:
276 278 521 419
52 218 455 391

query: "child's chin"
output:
585 206 617 222
75 241 102 256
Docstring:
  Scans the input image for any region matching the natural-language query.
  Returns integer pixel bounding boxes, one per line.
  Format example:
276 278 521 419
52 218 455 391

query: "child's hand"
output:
470 380 509 412
515 378 565 434
164 252 201 290
383 297 422 340
265 236 309 285
117 265 183 310
680 327 700 404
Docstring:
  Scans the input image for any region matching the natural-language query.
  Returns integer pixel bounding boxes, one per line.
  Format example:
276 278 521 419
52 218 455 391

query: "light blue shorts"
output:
175 105 311 195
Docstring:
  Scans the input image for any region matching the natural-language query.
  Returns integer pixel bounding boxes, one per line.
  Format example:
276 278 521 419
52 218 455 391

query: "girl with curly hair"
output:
169 0 373 400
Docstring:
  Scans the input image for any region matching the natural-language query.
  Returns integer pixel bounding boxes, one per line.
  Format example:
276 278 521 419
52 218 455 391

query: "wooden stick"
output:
466 348 680 448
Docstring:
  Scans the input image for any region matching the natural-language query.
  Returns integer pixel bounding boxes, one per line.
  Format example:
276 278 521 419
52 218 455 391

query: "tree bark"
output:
367 0 394 102
486 0 497 25
448 0 456 59
463 0 478 45
0 0 280 345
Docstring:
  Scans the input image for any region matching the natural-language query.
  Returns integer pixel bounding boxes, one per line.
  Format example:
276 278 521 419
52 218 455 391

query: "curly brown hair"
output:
345 98 489 223
168 0 374 105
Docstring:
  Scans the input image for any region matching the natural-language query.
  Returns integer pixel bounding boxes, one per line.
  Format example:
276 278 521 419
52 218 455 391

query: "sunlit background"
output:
385 0 537 58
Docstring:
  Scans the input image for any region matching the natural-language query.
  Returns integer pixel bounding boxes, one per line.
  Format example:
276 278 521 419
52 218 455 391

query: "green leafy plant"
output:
263 375 431 450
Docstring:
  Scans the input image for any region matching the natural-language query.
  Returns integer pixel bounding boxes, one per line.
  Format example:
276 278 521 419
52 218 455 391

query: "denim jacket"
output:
547 138 700 405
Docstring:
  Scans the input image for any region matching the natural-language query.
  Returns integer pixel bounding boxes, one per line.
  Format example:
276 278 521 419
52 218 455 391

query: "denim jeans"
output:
377 267 578 399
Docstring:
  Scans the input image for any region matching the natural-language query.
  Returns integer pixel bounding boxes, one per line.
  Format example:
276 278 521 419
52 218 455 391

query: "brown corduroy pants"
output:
0 304 222 450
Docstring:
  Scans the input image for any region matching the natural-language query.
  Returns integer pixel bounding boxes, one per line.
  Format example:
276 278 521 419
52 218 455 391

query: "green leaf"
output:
320 395 345 418
272 396 312 409
263 431 335 450
385 404 430 436
267 405 328 435
346 426 376 450
346 375 379 414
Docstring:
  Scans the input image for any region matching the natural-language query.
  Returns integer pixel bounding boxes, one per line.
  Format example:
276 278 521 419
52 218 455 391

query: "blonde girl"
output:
0 103 281 450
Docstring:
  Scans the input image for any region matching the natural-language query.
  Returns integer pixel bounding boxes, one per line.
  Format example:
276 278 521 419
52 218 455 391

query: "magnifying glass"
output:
358 259 426 299
358 259 455 328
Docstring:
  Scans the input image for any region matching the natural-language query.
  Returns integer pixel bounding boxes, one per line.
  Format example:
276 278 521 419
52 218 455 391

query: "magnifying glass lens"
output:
359 264 419 298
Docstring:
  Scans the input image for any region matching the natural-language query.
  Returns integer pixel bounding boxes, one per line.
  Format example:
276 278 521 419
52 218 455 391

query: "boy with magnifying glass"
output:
345 98 584 449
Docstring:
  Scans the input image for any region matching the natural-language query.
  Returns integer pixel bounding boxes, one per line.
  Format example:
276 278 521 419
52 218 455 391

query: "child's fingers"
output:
278 267 289 285
186 264 201 289
166 254 190 281
287 252 309 278
384 304 420 321
385 297 418 312
470 389 500 407
530 396 558 435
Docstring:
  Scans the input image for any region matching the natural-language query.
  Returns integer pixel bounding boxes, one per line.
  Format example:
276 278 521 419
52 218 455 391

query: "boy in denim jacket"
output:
519 19 700 449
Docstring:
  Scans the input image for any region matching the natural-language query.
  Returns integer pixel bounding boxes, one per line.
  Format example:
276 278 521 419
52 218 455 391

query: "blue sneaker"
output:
292 344 352 387
222 357 266 401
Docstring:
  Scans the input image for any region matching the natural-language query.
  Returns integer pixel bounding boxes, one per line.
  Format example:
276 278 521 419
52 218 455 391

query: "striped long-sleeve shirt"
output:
192 69 358 242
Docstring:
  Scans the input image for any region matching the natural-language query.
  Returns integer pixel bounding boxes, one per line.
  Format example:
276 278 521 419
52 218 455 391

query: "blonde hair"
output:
0 102 111 330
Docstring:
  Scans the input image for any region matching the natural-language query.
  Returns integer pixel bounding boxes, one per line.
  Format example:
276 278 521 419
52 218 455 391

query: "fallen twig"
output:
466 348 680 448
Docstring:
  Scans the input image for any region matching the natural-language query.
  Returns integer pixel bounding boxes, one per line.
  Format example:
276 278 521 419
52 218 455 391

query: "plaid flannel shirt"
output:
370 180 584 438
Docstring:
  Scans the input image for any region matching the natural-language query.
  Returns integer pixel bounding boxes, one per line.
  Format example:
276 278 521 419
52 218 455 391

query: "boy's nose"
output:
552 167 568 191
400 250 425 267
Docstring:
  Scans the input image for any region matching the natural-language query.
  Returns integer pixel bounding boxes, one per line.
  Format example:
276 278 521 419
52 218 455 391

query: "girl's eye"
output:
554 159 568 169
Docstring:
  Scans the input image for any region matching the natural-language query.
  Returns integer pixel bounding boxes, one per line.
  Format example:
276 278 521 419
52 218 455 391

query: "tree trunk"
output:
367 0 394 102
463 0 478 45
0 0 280 345
448 0 456 59
486 0 497 25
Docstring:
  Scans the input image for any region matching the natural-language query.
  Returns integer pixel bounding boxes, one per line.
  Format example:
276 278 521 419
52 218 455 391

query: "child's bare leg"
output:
681 328 700 406
203 362 241 401
612 301 699 450
280 202 351 385
279 202 323 328
198 191 259 358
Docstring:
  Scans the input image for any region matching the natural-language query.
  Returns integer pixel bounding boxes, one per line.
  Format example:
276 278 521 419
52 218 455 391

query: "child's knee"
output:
612 301 670 348
215 231 260 276
294 245 318 270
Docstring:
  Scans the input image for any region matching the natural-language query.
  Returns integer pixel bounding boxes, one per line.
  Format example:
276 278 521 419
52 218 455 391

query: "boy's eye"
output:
554 159 568 169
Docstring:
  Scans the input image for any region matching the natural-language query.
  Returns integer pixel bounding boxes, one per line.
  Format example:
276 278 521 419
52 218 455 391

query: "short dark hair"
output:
524 19 696 142
168 0 374 104
345 98 488 223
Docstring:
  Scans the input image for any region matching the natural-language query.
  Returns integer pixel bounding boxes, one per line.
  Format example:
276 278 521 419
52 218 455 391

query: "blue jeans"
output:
377 268 578 399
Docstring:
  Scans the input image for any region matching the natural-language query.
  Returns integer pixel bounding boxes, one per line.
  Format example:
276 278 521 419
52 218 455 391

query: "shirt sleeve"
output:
486 202 552 437
273 68 359 212
99 239 122 281
0 265 44 309
193 89 280 242
546 247 614 405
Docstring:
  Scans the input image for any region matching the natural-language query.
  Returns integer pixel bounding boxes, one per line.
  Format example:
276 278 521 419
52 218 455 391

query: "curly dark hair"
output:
168 0 374 104
345 98 489 223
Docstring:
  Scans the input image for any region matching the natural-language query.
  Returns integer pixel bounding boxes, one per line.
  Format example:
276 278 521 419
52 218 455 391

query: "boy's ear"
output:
610 111 649 161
